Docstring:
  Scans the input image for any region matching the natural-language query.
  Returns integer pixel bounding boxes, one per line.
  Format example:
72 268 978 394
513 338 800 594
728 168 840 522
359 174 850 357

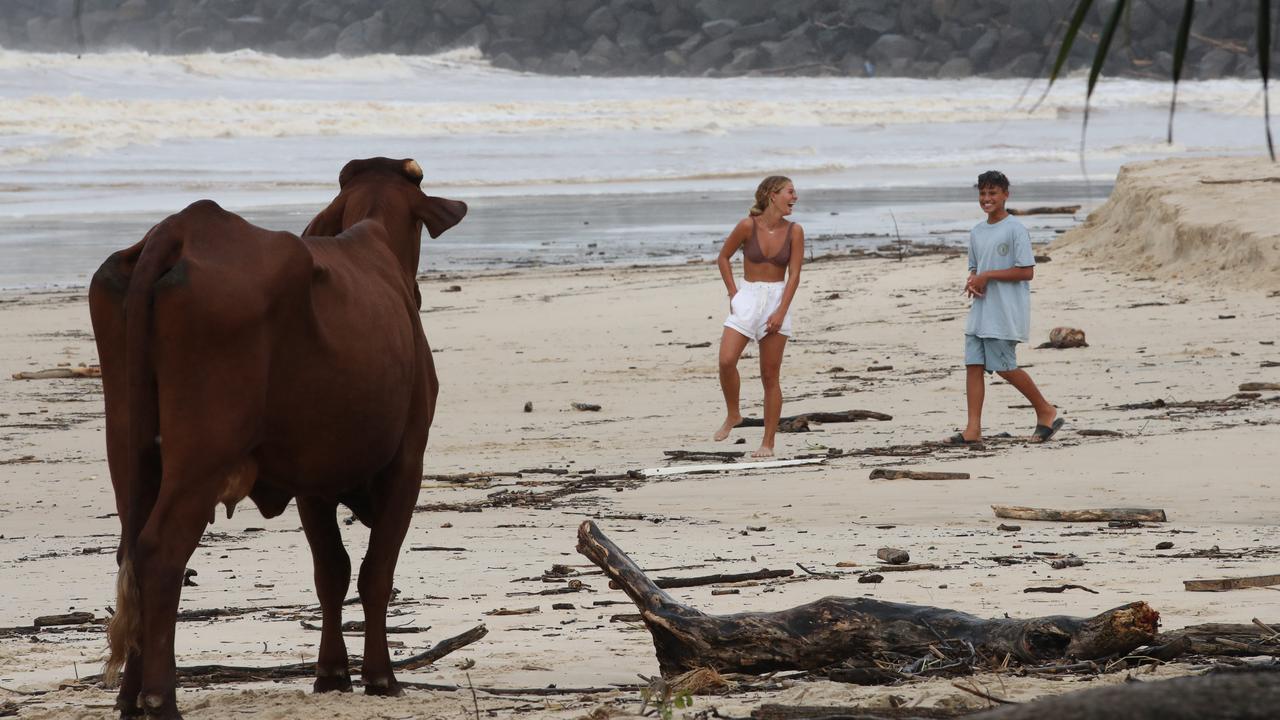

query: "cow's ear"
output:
415 194 467 239
303 198 345 237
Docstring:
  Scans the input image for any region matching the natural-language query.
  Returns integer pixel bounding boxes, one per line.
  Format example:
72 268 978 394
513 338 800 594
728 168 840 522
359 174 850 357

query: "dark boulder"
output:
701 18 739 39
687 34 733 73
437 0 484 28
616 9 658 52
298 22 340 54
334 11 387 55
730 18 781 45
937 56 973 78
967 26 999 69
868 33 921 64
723 46 762 74
583 6 619 38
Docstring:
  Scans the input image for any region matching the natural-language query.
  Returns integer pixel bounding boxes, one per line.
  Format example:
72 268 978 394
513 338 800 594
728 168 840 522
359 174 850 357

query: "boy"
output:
947 170 1062 445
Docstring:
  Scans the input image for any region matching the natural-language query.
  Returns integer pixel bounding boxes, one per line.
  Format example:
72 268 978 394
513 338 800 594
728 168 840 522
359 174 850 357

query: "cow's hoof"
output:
140 692 182 719
363 678 404 697
116 699 143 719
313 673 353 693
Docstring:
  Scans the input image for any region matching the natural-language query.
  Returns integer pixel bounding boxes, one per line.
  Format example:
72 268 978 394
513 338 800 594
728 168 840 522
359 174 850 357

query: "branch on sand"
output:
79 624 487 686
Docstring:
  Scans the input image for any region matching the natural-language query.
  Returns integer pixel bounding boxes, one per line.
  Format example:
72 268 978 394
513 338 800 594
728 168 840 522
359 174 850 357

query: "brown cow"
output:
88 158 466 719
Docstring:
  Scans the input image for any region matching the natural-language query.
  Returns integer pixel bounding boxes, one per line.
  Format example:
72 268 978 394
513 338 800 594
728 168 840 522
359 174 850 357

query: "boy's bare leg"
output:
962 364 985 441
714 327 751 441
753 332 788 457
995 368 1057 428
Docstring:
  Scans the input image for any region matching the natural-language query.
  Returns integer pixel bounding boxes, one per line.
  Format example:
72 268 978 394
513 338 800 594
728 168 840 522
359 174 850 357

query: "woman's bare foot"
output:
751 445 774 458
713 414 742 441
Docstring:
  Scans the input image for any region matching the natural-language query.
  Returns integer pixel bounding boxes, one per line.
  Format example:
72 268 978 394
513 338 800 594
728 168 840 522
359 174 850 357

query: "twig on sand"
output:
951 680 1016 705
1024 584 1099 594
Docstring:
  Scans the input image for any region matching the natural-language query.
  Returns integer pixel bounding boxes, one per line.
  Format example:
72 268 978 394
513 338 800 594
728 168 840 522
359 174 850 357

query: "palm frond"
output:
1168 0 1194 143
1082 0 1130 149
1260 0 1275 160
1015 3 1078 112
1031 0 1095 111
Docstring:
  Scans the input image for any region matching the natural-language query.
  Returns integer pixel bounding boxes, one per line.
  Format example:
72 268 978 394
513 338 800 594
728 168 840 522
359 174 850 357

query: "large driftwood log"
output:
576 521 1158 677
992 506 1166 523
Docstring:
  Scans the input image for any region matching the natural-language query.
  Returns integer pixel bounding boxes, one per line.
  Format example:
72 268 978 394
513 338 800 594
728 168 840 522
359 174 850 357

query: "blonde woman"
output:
713 176 804 458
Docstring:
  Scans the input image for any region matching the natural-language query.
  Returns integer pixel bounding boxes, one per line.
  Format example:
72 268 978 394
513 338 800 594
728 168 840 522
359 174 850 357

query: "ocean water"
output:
0 46 1272 288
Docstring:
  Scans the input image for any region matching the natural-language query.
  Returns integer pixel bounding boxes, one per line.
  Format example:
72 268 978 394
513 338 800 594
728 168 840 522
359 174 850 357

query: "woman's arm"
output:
766 224 805 334
717 219 751 299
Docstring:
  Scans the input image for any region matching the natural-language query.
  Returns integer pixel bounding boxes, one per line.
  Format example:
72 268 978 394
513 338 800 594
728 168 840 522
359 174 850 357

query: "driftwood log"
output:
1008 205 1081 216
576 521 1158 677
11 365 102 380
1155 621 1280 656
1183 574 1280 592
738 410 892 433
992 506 1167 523
869 469 970 481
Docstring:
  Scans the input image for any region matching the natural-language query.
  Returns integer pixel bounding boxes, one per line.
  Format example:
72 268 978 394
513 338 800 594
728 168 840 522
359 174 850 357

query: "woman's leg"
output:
754 332 788 457
714 327 751 441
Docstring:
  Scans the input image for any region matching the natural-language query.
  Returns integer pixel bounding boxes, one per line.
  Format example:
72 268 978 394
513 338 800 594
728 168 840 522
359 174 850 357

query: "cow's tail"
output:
103 223 183 686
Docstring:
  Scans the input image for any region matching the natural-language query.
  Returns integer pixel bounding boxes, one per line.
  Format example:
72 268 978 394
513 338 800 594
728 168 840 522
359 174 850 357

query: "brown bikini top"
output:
744 218 792 266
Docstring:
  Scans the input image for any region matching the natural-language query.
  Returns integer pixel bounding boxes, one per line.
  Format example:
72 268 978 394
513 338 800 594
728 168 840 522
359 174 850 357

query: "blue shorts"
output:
965 334 1018 373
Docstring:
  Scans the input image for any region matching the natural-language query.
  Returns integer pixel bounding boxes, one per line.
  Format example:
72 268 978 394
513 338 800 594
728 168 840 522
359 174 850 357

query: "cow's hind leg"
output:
298 497 353 693
132 470 221 719
356 450 424 696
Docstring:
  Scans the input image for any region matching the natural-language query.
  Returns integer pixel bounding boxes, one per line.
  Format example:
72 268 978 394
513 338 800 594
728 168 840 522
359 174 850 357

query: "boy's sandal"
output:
943 432 979 445
1032 417 1065 443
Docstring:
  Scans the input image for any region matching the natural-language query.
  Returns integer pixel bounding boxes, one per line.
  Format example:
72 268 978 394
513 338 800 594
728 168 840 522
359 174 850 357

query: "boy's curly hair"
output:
977 170 1009 191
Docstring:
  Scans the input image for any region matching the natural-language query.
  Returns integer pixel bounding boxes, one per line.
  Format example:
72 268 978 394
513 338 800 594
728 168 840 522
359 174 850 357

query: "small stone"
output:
876 547 910 564
858 573 884 584
523 401 533 412
1156 541 1174 550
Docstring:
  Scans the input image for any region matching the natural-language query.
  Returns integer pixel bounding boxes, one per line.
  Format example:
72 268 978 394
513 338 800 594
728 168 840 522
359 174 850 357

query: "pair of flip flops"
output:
1031 417 1065 443
943 432 981 445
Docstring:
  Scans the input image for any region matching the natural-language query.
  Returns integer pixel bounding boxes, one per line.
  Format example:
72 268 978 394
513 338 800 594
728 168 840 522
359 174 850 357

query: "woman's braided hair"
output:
749 176 792 216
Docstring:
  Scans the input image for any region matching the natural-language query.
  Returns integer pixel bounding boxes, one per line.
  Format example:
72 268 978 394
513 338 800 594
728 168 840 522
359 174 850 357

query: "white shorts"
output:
724 280 792 341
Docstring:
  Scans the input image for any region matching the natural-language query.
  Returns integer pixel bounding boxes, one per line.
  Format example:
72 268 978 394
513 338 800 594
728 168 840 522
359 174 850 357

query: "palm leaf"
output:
1048 0 1095 85
1082 0 1130 149
1014 2 1078 111
1260 0 1275 160
1031 0 1095 110
1167 0 1194 143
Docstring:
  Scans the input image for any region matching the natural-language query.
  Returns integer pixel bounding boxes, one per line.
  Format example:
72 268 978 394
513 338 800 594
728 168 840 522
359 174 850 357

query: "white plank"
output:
640 457 826 478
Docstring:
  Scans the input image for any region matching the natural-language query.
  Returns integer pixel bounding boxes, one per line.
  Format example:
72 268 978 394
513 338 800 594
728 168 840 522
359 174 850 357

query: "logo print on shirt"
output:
997 242 1010 256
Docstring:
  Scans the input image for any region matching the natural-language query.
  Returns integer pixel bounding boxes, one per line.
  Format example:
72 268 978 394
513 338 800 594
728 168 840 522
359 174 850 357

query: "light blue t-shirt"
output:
966 215 1035 343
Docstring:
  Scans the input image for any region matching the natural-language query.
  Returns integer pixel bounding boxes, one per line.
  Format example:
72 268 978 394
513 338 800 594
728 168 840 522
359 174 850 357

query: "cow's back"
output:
93 201 424 503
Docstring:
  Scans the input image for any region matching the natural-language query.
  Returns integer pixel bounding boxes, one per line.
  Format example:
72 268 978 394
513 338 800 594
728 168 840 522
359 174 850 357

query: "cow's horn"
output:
404 159 423 181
